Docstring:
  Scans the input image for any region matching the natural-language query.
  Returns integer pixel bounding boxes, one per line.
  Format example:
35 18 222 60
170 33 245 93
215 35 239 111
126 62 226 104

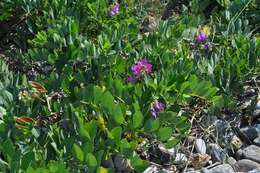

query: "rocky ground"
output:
94 76 260 173
139 77 260 173
103 76 260 173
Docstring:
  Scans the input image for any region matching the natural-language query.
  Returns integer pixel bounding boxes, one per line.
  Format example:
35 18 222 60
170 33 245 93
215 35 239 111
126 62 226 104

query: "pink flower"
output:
131 59 153 77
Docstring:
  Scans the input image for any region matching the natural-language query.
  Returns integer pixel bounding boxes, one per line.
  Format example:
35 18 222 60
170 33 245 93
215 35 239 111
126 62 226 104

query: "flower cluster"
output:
195 25 210 50
128 59 153 83
196 31 207 43
150 100 165 118
131 59 152 76
108 3 120 17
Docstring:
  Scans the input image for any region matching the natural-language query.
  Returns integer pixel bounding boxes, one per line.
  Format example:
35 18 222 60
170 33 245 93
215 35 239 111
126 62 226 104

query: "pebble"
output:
173 153 188 164
236 145 260 164
143 165 177 173
240 127 259 141
248 167 260 173
161 168 177 173
148 144 173 165
253 137 260 147
201 168 210 173
233 159 260 172
185 171 201 173
256 98 260 110
143 165 157 173
253 109 260 119
207 143 227 162
240 99 253 110
195 139 207 154
207 164 235 173
166 147 177 156
255 124 260 132
101 156 114 168
113 155 131 172
226 157 236 166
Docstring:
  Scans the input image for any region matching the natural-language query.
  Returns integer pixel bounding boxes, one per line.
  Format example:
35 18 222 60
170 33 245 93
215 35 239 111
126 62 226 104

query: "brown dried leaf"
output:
191 153 211 169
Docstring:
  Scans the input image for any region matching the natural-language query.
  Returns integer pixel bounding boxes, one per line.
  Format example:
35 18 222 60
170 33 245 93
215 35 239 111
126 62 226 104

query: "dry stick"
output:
181 106 201 172
182 133 197 172
205 162 221 169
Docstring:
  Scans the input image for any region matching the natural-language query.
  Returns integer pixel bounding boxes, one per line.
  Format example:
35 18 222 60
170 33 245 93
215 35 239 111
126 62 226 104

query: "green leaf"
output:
85 153 97 169
132 111 143 129
111 106 124 125
0 106 6 118
85 120 98 142
157 127 173 141
144 118 160 132
3 139 14 158
111 126 122 142
100 91 114 110
21 152 34 170
130 155 149 172
80 86 125 125
73 144 84 162
2 90 13 103
212 96 224 108
96 150 104 166
113 79 124 97
79 125 91 141
31 128 40 138
182 27 197 40
119 139 132 156
106 129 115 139
83 141 94 154
165 138 180 148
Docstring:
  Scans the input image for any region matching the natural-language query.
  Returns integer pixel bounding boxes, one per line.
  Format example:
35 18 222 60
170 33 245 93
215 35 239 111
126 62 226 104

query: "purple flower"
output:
131 59 153 77
150 100 165 118
203 43 209 50
109 3 120 16
196 31 207 43
127 76 136 83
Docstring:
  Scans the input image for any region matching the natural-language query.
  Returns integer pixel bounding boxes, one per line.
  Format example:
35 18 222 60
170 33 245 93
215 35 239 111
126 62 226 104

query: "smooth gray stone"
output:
226 157 237 166
236 145 260 164
207 164 235 173
254 137 260 147
248 167 260 173
195 139 207 154
240 127 259 141
113 155 130 171
207 143 227 162
143 165 158 173
173 153 188 164
233 159 260 172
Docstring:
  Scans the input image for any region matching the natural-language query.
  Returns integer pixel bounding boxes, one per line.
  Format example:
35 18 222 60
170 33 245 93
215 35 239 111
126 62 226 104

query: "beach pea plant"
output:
0 0 259 172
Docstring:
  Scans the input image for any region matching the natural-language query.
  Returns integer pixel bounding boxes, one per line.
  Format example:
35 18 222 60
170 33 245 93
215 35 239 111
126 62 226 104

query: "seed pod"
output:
15 116 34 124
97 116 106 131
29 81 47 95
